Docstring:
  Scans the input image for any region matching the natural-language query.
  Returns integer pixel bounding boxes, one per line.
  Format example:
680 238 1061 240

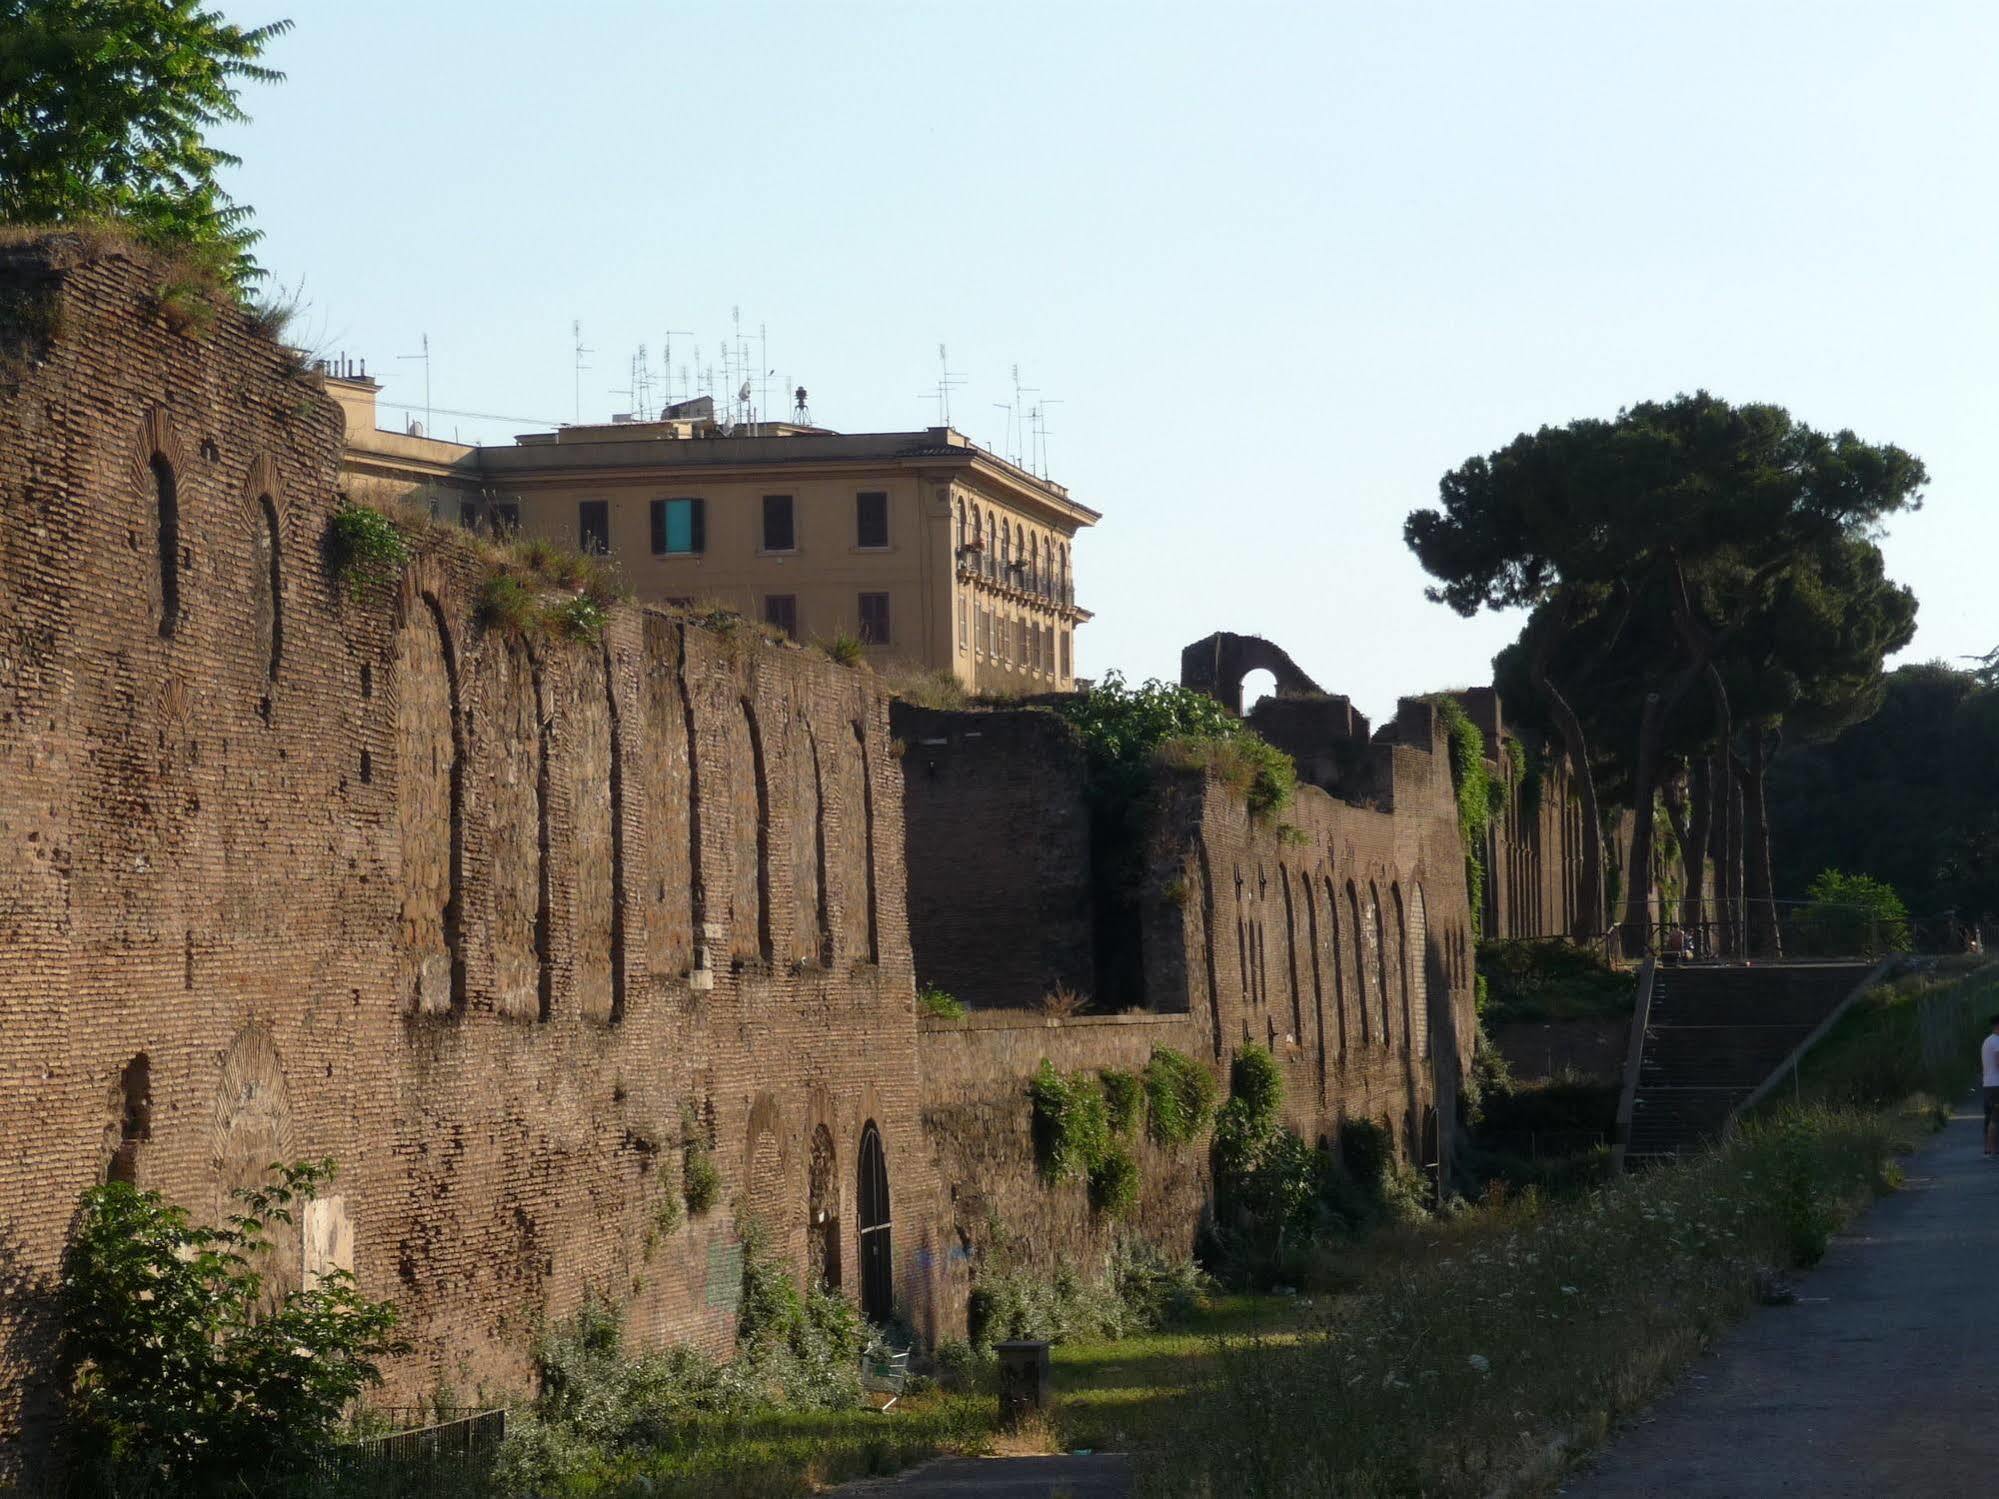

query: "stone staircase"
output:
1618 962 1879 1169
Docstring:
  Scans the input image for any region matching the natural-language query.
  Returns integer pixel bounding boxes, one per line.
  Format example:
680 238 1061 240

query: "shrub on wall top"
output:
326 503 411 602
1053 669 1298 819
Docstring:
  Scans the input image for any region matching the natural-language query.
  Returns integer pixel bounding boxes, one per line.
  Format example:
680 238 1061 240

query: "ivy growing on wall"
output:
1031 1049 1217 1219
1429 695 1499 940
1142 1048 1217 1146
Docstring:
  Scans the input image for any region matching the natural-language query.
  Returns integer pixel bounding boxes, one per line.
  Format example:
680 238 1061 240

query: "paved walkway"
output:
1568 1103 1999 1497
831 1454 1129 1498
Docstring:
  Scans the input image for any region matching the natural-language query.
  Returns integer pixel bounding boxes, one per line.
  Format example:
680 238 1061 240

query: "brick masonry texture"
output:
892 702 1095 1009
0 239 939 1483
0 237 1493 1483
908 698 1480 1319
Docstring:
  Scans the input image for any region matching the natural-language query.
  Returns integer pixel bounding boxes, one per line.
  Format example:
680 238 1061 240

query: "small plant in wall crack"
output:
918 984 967 1020
326 503 411 602
682 1106 722 1216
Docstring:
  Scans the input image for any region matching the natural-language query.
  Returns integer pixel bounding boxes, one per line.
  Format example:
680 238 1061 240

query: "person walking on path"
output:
1983 1014 1999 1157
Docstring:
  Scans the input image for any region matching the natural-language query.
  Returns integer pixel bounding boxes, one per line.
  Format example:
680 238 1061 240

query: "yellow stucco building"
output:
331 377 1097 693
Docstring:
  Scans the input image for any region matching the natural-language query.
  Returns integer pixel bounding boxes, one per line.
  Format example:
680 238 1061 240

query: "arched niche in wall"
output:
395 582 465 1015
807 1123 841 1293
1409 884 1429 1061
238 453 285 694
212 1021 299 1303
131 409 193 639
857 1120 893 1324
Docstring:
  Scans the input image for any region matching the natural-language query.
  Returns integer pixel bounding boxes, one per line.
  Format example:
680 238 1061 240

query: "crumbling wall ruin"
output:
0 238 938 1482
907 689 1480 1331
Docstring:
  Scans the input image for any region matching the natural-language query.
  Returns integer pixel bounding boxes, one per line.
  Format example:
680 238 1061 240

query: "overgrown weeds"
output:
491 1221 954 1495
1144 1105 1907 1497
918 984 967 1020
1772 958 1998 1119
475 536 626 643
965 1235 1210 1352
1477 938 1632 1024
821 633 866 667
326 504 412 603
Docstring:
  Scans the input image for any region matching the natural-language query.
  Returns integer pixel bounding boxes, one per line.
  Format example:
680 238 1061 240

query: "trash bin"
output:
995 1339 1051 1425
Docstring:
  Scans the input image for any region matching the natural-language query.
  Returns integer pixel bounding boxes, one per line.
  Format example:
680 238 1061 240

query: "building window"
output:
651 496 705 555
980 608 992 657
579 499 610 555
762 494 795 552
458 500 478 529
859 592 890 645
764 594 798 638
1060 630 1071 678
492 501 521 533
855 491 889 549
957 598 968 654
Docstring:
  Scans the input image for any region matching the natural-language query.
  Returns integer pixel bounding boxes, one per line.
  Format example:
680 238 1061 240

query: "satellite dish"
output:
737 380 753 404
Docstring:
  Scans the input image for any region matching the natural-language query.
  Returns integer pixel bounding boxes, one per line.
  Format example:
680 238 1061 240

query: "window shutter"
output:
650 499 667 555
690 497 706 553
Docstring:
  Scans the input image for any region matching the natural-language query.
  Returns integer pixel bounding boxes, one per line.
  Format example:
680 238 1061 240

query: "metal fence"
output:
1503 902 1982 965
320 1407 507 1492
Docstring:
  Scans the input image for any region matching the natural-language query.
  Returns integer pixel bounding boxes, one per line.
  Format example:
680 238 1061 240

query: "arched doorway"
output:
808 1124 841 1293
857 1121 892 1324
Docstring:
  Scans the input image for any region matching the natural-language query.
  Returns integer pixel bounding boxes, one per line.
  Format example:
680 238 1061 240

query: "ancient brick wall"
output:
893 703 1095 1009
1141 710 1479 1158
909 700 1480 1337
0 239 938 1482
916 1009 1210 1337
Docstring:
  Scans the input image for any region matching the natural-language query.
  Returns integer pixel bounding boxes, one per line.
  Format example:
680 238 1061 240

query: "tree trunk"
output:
1744 726 1781 957
1661 768 1695 932
1682 759 1712 936
1620 693 1667 955
1727 747 1746 957
1708 748 1734 957
1621 658 1708 956
1531 650 1605 944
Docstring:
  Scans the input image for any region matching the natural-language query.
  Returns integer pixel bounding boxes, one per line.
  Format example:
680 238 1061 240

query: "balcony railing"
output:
957 547 1076 608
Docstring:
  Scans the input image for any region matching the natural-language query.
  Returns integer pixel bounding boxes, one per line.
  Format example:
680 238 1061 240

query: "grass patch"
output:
821 632 866 667
1771 957 1998 1119
1478 938 1633 1024
474 537 627 642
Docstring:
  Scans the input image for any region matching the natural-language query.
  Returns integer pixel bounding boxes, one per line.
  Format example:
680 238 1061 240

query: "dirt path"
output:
830 1453 1130 1498
1567 1103 1999 1497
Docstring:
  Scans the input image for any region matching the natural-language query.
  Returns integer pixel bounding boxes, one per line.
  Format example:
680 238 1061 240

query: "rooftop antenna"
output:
619 343 653 421
759 322 770 432
1029 398 1064 477
662 329 690 404
922 342 965 427
397 333 431 437
571 319 593 425
1010 364 1039 467
792 380 811 425
991 402 1013 461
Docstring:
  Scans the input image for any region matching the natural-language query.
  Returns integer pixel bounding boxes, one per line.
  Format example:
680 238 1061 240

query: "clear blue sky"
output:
223 1 1991 723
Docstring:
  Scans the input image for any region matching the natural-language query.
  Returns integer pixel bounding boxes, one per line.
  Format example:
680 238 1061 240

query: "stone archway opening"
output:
857 1121 892 1324
1240 667 1278 715
808 1124 841 1293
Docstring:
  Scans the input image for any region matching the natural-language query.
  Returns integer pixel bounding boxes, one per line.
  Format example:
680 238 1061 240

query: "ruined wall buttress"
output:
892 703 1094 1008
